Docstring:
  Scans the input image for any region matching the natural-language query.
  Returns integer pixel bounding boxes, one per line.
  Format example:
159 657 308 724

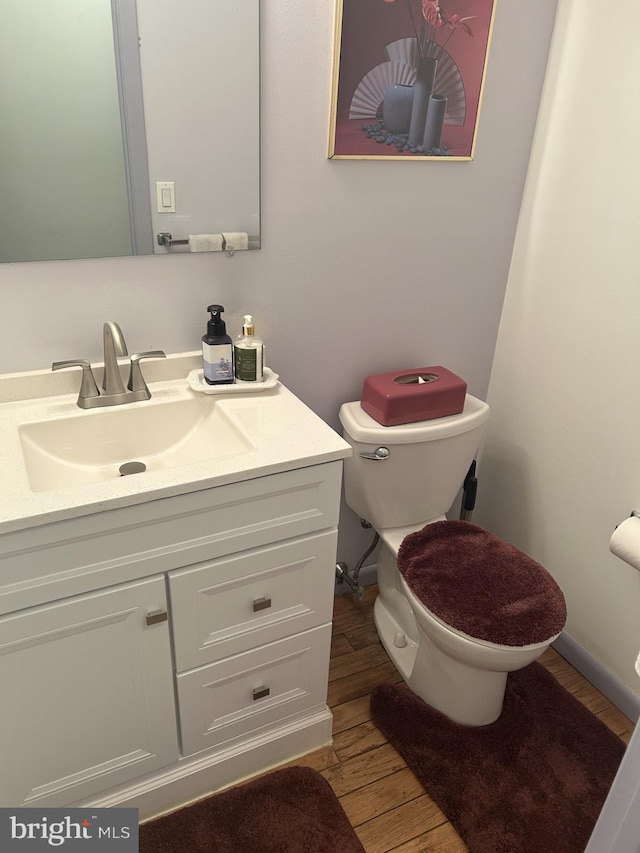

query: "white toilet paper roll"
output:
609 515 640 572
636 650 640 679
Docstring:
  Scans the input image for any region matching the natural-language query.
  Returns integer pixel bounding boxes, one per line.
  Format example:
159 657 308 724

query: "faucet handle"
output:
128 351 167 393
52 360 100 402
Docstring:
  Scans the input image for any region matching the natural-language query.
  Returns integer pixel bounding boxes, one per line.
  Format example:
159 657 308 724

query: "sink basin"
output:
19 396 254 492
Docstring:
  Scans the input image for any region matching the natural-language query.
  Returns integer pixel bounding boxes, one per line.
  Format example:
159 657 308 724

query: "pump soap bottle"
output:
234 314 264 382
202 304 234 385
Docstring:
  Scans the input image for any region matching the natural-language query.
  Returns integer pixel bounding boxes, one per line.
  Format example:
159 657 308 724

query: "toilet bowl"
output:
339 393 567 726
375 523 565 725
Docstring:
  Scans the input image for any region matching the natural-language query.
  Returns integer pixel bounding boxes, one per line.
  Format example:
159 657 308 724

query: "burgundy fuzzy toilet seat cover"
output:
397 520 567 646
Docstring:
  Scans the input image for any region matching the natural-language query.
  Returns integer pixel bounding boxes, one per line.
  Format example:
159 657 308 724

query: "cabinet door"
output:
0 576 178 807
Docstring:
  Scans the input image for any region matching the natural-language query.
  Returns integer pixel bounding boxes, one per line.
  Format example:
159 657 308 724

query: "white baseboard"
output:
552 632 640 723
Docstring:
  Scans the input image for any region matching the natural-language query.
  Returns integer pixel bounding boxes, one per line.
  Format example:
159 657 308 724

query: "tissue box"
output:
360 366 467 426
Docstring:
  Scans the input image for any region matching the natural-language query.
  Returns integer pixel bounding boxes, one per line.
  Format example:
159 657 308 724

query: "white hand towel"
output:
223 232 249 251
189 234 224 252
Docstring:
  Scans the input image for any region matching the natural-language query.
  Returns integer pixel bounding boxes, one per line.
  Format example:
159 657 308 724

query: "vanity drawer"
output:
176 625 331 757
169 531 337 671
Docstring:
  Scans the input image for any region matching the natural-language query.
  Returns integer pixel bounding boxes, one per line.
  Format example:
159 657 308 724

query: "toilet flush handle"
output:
359 447 390 461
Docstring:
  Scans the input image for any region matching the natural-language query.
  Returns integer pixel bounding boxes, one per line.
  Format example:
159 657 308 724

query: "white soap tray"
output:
187 367 279 395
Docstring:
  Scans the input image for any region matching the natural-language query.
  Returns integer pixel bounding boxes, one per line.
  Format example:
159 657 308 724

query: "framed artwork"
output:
328 0 497 160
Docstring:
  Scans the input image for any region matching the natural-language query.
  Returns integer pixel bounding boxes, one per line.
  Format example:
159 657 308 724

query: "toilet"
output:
339 394 567 726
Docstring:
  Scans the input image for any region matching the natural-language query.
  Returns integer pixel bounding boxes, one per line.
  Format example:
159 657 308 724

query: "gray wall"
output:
0 0 558 568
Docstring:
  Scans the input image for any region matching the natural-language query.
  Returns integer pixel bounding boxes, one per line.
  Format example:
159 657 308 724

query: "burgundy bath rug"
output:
139 765 365 853
371 662 626 853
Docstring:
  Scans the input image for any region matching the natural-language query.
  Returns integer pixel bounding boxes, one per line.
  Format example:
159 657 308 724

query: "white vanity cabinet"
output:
0 459 344 818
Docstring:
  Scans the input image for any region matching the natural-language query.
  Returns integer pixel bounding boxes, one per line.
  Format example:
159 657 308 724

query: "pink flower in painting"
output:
446 13 475 37
421 1 443 28
381 0 475 60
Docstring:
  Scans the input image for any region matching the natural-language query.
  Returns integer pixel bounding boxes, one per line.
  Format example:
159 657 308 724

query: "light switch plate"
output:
156 181 175 213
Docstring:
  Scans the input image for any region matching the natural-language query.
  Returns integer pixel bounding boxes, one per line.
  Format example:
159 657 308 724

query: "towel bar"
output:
156 232 258 253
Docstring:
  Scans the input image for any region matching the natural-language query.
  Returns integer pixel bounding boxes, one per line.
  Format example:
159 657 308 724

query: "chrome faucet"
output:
52 321 166 409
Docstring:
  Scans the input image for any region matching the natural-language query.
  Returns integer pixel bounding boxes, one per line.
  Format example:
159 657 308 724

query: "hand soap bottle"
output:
234 314 264 382
202 304 233 385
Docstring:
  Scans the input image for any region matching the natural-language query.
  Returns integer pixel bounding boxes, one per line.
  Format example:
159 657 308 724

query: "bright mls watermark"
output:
0 809 138 851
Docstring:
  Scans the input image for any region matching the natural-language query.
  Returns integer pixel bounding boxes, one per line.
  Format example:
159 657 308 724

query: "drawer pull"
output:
253 686 270 701
146 610 168 626
253 597 272 613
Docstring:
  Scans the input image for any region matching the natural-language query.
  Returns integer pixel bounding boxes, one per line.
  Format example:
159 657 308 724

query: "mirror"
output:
0 0 260 263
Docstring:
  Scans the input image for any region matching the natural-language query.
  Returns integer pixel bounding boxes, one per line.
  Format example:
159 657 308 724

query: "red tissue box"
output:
360 366 467 426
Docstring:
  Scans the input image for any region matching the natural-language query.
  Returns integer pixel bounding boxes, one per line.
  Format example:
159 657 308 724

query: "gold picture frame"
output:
328 0 497 161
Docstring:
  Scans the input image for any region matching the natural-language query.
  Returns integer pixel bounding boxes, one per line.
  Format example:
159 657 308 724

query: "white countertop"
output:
0 354 351 534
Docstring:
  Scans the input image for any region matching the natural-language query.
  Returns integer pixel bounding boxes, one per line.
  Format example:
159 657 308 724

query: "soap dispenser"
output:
202 304 233 385
234 314 264 382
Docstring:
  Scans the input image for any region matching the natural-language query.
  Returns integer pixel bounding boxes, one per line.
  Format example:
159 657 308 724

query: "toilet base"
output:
374 593 507 725
409 629 508 726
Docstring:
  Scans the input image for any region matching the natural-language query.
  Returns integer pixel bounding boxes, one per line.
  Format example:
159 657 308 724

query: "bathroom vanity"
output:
0 354 350 819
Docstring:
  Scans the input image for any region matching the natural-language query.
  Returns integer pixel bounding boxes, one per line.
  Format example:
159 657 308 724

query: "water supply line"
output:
335 522 380 600
335 562 362 597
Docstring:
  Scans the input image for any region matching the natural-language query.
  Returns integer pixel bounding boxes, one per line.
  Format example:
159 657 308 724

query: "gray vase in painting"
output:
408 56 438 146
423 93 448 152
382 83 415 134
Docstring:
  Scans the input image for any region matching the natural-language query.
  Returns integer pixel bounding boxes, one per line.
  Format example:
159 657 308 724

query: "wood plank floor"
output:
290 584 636 853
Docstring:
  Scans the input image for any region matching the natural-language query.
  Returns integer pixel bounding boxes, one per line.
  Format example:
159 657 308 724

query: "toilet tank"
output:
339 395 490 530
